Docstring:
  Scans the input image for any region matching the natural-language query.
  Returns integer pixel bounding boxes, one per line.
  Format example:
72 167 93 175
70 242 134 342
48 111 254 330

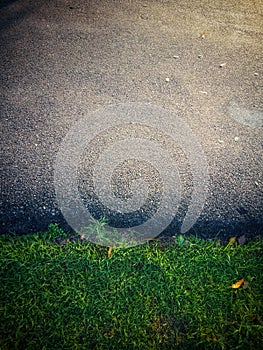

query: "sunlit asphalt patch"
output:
226 100 263 128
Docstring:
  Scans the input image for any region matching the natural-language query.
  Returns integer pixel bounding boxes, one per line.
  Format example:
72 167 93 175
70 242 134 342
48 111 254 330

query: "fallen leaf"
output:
108 247 113 259
229 237 236 245
212 333 217 342
231 278 244 289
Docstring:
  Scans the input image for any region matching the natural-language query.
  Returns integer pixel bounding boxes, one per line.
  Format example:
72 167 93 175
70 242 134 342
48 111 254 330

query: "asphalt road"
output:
1 0 262 242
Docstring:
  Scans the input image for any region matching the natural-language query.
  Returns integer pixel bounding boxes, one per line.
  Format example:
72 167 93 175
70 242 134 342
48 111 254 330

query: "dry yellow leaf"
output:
231 278 244 289
229 237 236 245
212 333 217 342
108 247 113 259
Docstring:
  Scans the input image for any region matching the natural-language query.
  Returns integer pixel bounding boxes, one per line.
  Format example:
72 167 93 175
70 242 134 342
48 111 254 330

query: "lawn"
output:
0 224 262 349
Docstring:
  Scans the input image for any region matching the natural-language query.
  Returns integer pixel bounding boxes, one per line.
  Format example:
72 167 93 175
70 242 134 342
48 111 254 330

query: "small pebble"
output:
165 77 170 82
255 181 259 186
198 54 203 59
219 63 226 68
218 140 224 143
254 72 259 76
173 55 179 59
234 136 239 142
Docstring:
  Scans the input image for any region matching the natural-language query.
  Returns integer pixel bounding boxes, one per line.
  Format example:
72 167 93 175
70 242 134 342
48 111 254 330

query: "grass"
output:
0 224 262 350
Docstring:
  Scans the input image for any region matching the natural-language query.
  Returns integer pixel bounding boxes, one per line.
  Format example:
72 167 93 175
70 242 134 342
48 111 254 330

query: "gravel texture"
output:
1 0 262 240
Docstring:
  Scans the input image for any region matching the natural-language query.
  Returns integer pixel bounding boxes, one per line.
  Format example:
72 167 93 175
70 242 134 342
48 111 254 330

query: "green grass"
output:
0 224 262 350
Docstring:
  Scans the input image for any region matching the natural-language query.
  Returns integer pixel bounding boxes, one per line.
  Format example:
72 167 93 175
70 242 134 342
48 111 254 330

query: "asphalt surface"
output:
1 0 262 240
